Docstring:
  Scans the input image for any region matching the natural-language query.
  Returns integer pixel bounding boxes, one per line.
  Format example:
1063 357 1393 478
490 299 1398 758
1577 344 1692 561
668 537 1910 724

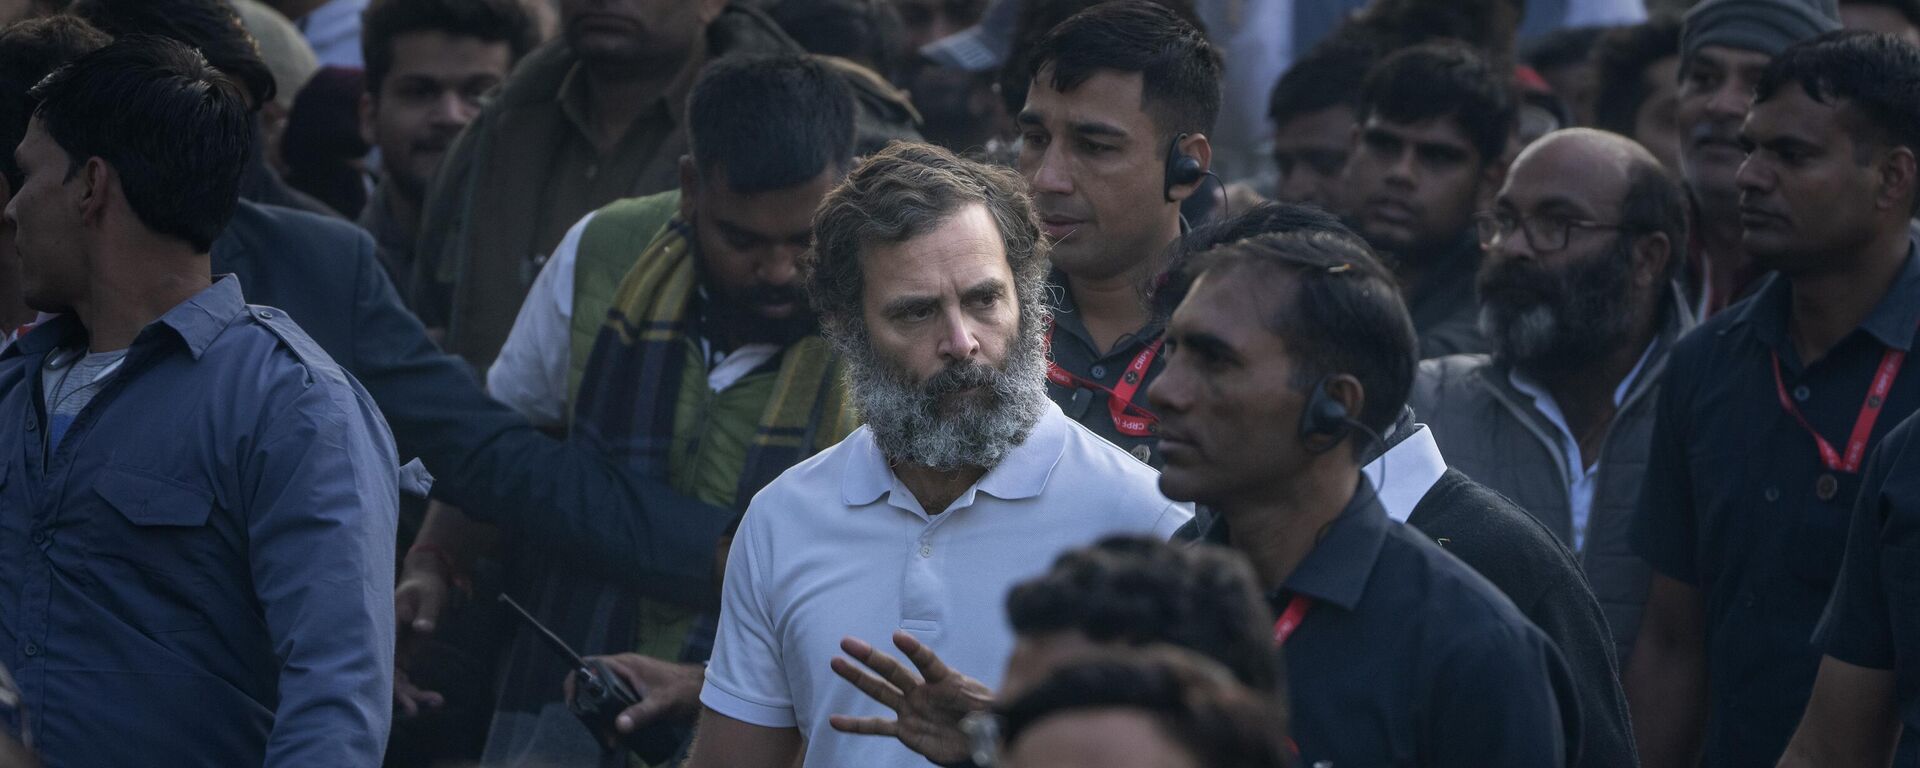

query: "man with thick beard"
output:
1411 128 1690 665
680 142 1191 768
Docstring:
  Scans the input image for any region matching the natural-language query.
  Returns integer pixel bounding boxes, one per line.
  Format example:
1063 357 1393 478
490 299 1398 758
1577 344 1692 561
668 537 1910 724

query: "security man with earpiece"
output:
1014 1 1219 466
1149 230 1574 768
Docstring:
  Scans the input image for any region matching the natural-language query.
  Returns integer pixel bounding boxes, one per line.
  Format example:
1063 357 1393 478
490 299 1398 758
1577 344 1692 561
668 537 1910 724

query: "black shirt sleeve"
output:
1633 339 1703 585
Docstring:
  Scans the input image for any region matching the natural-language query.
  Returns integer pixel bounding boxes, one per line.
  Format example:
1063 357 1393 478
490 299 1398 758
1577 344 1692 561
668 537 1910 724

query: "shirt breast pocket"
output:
86 465 222 633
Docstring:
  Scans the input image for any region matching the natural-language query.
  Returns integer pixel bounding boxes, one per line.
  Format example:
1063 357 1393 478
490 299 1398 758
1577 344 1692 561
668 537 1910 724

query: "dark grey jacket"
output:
1408 286 1693 661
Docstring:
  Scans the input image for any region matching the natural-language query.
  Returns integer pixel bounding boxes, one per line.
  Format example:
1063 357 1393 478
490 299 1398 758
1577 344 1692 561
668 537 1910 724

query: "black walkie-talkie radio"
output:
497 593 682 763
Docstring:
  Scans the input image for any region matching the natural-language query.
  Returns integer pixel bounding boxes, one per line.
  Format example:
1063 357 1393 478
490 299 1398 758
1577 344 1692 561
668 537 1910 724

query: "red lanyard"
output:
1770 345 1906 474
1043 324 1163 437
1271 594 1313 646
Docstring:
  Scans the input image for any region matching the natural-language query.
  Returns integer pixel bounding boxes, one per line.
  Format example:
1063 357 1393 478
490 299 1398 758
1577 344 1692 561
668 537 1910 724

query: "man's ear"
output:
1876 146 1917 214
1165 132 1214 203
677 155 698 221
1326 373 1366 428
77 156 110 225
1631 230 1674 292
358 92 378 150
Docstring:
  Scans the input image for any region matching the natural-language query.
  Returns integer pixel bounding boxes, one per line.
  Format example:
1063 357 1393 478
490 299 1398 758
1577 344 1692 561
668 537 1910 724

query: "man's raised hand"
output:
827 630 993 766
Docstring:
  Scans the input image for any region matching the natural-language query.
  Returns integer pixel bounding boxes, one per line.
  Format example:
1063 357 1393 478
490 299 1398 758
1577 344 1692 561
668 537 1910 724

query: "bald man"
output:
1411 129 1691 667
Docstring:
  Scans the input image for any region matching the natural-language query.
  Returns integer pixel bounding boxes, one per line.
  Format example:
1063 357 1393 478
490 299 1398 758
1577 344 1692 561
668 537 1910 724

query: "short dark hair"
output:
30 35 253 251
1844 0 1920 28
1026 0 1222 138
1592 16 1681 137
688 55 856 195
1523 25 1607 74
995 0 1203 119
70 0 277 110
0 16 109 190
807 141 1046 342
1267 33 1378 126
360 0 536 96
1357 40 1516 165
1756 30 1920 173
1153 202 1357 321
1185 231 1417 436
998 647 1292 768
767 0 907 81
1005 536 1278 692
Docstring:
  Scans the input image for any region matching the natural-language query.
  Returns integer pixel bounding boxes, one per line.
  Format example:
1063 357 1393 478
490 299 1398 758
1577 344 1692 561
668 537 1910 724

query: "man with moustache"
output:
396 55 866 767
356 0 534 300
1148 230 1569 767
414 0 918 367
1673 0 1839 317
1266 35 1376 211
1628 31 1920 768
1411 128 1692 665
1341 41 1515 359
679 142 1190 768
1014 1 1219 465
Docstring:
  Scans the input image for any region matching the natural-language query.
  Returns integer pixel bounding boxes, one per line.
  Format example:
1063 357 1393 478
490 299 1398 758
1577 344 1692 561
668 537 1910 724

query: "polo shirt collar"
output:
4 276 243 362
1280 479 1391 611
1730 238 1920 354
841 399 1069 509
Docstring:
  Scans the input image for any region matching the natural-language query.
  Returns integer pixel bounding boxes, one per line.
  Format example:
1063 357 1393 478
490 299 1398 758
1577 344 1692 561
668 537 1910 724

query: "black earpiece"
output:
1297 376 1352 444
1163 132 1204 202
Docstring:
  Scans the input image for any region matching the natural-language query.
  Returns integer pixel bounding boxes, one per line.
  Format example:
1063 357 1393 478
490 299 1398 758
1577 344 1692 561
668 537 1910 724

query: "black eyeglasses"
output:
1474 211 1628 253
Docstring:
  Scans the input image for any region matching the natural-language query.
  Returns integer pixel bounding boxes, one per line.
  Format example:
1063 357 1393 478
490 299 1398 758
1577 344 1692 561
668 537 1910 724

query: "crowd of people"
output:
1 0 1920 766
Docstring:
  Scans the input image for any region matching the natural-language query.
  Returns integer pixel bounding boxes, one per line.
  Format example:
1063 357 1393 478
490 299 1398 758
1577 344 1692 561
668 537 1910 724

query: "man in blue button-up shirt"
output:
0 39 396 767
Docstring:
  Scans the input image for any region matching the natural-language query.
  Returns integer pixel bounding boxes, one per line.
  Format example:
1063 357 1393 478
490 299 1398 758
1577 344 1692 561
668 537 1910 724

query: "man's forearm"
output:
1625 622 1707 767
429 425 730 607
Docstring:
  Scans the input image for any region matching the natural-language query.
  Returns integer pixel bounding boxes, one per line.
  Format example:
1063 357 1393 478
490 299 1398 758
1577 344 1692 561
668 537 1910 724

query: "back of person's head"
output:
1153 202 1357 321
996 647 1292 768
1184 231 1416 436
30 35 253 251
807 141 1044 339
1843 0 1920 27
1268 33 1378 128
1024 0 1221 138
1347 0 1525 62
1619 148 1689 286
360 0 537 96
1592 15 1682 136
0 16 109 191
767 0 907 80
1523 25 1606 75
688 54 856 195
1005 536 1277 692
69 0 277 111
1357 40 1515 165
1755 30 1920 203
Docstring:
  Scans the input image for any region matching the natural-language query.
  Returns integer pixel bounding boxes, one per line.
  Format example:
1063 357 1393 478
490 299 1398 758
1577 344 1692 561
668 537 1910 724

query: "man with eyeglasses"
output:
1412 128 1691 671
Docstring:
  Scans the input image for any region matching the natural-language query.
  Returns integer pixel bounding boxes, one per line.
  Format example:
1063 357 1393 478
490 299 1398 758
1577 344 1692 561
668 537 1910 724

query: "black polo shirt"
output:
1263 481 1570 766
1813 411 1920 765
1632 244 1920 767
1044 274 1166 467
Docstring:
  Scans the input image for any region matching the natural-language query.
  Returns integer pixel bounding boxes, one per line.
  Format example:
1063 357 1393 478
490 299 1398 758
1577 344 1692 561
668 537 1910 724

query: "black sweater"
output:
1408 469 1639 768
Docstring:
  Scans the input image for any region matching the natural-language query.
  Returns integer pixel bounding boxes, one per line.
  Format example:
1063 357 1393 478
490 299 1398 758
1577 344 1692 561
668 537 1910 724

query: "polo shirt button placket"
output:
1764 487 1780 502
22 642 37 657
1090 364 1107 380
919 541 932 558
1793 384 1811 403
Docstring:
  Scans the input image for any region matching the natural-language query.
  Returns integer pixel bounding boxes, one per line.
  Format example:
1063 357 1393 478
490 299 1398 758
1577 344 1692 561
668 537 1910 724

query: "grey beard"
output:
1480 303 1561 367
841 321 1051 472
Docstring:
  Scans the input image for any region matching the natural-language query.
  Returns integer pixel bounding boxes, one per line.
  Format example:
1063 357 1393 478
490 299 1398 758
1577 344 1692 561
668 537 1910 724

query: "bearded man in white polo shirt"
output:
681 142 1193 768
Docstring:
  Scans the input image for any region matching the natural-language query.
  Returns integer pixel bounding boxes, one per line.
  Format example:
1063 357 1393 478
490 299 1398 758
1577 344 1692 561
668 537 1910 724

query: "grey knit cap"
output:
1683 0 1841 59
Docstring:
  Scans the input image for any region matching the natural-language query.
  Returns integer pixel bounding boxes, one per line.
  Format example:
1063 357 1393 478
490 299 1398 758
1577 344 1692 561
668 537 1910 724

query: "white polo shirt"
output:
701 402 1193 766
